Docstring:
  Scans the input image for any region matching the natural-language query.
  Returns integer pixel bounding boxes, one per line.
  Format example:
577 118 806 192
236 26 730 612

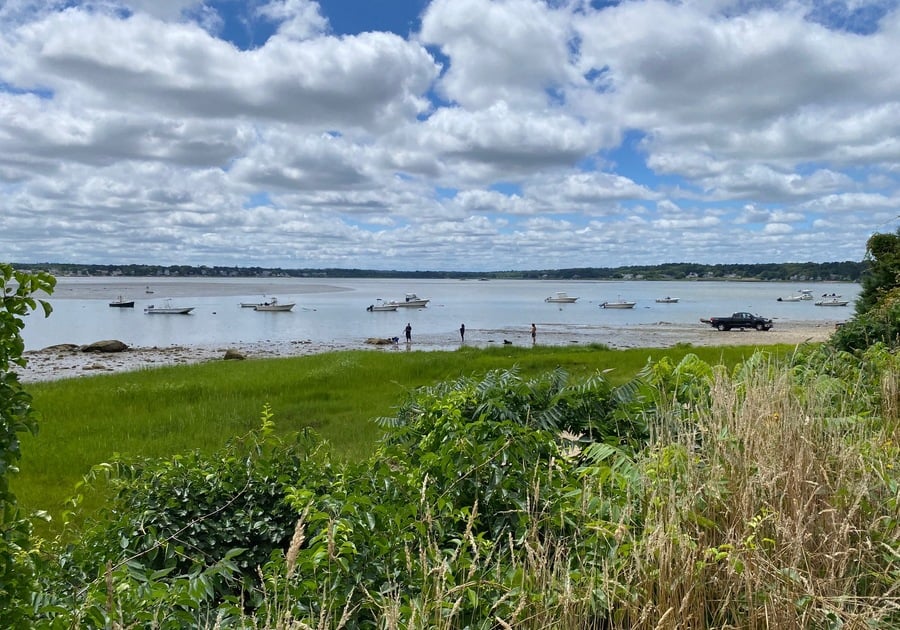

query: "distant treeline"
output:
13 260 867 282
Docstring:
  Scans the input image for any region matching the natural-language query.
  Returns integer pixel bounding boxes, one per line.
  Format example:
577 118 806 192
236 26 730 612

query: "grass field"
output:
15 342 802 536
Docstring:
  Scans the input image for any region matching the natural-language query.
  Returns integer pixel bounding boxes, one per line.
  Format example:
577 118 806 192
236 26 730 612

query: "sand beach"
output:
15 318 840 384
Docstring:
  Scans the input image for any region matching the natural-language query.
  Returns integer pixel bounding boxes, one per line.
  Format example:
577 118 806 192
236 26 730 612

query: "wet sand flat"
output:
15 319 838 384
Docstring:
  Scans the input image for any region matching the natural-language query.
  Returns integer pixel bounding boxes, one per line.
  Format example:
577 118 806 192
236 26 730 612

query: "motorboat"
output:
389 293 430 308
600 298 636 309
254 297 295 312
655 296 679 303
145 301 194 315
109 296 135 308
367 299 398 312
778 289 815 302
545 292 578 303
814 297 850 306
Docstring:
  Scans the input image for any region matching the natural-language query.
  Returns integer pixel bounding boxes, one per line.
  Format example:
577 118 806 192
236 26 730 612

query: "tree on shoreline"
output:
832 228 900 352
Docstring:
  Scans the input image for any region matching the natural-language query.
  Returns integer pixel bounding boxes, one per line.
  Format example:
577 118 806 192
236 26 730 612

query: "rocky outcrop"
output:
223 348 246 360
80 340 128 353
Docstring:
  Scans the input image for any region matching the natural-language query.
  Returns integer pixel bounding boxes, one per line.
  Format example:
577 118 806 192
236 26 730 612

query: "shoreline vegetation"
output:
17 340 899 628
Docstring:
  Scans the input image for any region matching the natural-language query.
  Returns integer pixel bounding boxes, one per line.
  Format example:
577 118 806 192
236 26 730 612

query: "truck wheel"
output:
717 323 727 331
756 323 765 331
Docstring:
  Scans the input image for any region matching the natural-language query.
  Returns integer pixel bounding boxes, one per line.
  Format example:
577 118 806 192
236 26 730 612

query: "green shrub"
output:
0 265 54 628
830 289 900 352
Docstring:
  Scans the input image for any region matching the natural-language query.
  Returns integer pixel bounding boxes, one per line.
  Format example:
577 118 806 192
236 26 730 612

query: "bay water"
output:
20 277 860 351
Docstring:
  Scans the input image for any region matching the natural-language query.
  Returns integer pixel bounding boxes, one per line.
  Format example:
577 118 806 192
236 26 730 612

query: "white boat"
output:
777 294 805 302
799 289 814 300
389 293 430 308
545 292 578 303
367 300 398 312
254 297 295 312
600 298 636 309
814 298 850 307
145 301 194 315
655 296 679 303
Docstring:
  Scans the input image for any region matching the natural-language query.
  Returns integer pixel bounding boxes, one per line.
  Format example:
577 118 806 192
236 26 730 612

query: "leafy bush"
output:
831 288 900 352
1 265 54 628
38 407 334 626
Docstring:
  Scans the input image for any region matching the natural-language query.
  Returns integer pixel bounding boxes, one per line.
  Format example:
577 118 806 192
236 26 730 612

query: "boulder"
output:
223 348 246 360
81 340 128 353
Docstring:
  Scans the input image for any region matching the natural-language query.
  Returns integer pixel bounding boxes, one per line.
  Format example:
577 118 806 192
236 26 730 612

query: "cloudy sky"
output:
2 0 899 271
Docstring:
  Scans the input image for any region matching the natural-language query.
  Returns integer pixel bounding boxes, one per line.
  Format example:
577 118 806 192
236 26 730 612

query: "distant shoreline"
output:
14 260 866 285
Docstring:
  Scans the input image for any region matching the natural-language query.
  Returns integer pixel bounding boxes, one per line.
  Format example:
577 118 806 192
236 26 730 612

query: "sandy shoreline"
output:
14 319 841 384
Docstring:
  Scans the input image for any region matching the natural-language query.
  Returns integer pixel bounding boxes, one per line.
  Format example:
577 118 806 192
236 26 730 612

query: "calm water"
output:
21 277 860 351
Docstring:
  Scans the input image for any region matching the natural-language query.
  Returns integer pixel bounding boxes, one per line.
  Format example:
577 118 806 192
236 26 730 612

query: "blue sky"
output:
1 0 899 271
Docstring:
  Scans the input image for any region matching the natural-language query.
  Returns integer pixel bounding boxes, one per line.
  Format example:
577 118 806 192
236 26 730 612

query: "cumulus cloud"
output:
1 0 898 269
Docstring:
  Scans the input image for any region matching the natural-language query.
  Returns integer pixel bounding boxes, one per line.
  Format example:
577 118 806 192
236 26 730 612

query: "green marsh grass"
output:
16 342 800 537
244 346 899 628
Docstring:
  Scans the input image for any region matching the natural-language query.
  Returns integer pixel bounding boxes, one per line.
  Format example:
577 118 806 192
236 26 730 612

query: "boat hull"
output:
145 307 194 314
545 292 578 303
254 304 295 312
109 301 135 308
600 302 636 309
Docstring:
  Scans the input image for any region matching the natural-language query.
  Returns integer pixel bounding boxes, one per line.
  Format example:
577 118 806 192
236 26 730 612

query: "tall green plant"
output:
0 264 55 627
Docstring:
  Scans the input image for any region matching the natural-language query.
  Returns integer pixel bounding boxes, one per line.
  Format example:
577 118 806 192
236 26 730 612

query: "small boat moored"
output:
254 298 295 312
600 298 637 309
109 296 135 308
545 292 578 303
388 293 430 308
145 301 194 315
655 296 679 303
367 299 398 312
814 297 850 307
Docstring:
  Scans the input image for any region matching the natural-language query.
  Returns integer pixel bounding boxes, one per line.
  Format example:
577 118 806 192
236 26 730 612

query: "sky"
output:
2 0 900 272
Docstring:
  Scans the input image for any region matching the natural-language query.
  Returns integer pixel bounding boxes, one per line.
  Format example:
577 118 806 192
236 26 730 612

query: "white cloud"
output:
419 0 578 109
1 0 898 269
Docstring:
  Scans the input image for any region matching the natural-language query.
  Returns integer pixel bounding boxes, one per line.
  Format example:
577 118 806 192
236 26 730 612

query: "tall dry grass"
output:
613 355 899 629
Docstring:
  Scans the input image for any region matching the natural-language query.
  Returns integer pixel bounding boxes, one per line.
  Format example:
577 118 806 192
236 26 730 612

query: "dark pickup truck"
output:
701 312 774 331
